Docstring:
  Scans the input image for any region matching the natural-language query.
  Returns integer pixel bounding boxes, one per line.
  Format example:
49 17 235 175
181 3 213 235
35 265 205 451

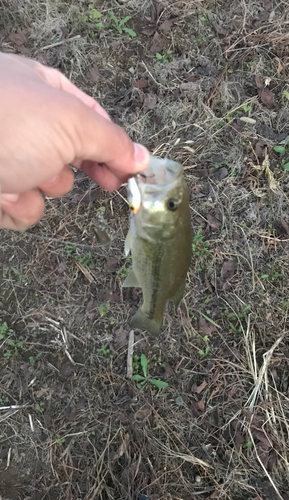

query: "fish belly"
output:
130 231 191 335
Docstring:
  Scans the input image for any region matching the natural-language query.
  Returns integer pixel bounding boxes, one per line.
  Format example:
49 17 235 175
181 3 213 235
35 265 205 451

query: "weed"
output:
55 435 65 446
273 135 289 170
241 102 251 113
198 345 211 358
35 402 45 413
192 229 210 257
62 243 92 267
98 302 110 317
79 4 104 29
221 305 251 334
98 345 113 360
116 257 132 278
109 12 136 37
133 354 168 389
155 50 172 63
0 320 13 338
29 353 42 365
0 320 25 359
259 263 284 281
197 335 211 359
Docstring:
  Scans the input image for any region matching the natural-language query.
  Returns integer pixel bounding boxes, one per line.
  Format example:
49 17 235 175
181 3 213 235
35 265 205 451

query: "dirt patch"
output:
1 0 289 499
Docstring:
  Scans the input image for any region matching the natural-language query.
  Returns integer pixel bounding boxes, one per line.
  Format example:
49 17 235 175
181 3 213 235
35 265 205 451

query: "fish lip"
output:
138 156 183 187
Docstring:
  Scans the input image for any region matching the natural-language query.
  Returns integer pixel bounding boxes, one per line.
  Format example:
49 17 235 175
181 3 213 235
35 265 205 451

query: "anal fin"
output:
122 268 140 288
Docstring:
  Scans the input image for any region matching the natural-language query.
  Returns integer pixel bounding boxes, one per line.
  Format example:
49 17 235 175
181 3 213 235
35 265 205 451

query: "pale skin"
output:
0 53 150 231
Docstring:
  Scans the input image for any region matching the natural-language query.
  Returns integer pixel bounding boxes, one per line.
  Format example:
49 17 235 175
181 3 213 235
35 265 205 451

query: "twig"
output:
127 330 134 380
41 35 81 51
246 336 284 411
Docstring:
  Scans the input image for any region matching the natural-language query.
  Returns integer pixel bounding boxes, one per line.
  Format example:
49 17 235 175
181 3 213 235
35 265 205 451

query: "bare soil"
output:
1 1 289 499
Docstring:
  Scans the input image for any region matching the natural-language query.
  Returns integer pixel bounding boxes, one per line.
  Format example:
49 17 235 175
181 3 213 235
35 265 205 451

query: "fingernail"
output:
133 143 150 170
1 193 19 203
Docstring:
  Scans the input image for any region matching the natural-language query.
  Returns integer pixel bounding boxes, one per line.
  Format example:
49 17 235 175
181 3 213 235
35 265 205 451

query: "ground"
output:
1 0 289 499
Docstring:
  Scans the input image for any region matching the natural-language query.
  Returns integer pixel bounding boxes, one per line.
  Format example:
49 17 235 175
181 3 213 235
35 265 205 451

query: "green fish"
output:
123 156 192 336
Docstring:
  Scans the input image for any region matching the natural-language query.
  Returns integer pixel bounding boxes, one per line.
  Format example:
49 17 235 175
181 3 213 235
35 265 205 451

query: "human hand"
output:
0 53 150 230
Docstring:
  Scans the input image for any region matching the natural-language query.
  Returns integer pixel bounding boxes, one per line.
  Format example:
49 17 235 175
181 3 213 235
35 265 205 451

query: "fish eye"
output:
167 198 180 211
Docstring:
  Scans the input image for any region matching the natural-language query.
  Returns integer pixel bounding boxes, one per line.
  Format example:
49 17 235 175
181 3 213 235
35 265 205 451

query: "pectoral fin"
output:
123 268 140 288
124 230 131 257
131 308 162 337
172 281 185 309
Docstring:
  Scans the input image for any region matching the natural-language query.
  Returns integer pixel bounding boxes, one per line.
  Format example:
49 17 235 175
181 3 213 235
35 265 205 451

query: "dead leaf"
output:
85 299 98 320
273 56 283 73
207 213 222 230
159 19 174 32
196 64 217 77
180 81 199 91
143 93 157 112
260 87 274 108
86 63 100 83
134 407 151 421
104 257 120 273
191 380 208 394
195 400 205 412
198 317 215 336
150 31 165 53
114 327 128 349
134 78 149 89
281 219 289 235
142 26 156 36
254 140 267 161
213 167 228 182
194 166 209 178
221 258 237 280
59 363 74 382
255 74 264 90
9 29 27 46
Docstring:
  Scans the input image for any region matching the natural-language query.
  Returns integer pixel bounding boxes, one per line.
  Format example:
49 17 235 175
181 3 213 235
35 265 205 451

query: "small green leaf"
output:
89 9 102 20
123 27 136 37
155 53 163 60
140 354 148 378
283 163 289 171
98 302 110 317
119 15 131 26
261 274 269 279
109 12 118 23
149 379 168 388
133 374 145 381
273 145 286 154
95 22 104 29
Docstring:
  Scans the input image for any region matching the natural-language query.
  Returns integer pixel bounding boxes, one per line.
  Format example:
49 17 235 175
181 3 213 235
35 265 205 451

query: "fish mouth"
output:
138 156 183 186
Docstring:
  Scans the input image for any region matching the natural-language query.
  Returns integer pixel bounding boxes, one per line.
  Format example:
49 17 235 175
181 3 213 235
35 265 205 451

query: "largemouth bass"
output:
123 156 192 336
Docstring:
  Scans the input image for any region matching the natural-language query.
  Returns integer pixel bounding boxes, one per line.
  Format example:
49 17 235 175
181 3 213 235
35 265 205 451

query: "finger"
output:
69 98 150 177
1 190 45 230
81 161 125 191
37 65 111 121
38 165 74 197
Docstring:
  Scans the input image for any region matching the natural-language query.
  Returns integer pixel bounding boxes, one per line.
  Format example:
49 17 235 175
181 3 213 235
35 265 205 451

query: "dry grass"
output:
1 0 289 499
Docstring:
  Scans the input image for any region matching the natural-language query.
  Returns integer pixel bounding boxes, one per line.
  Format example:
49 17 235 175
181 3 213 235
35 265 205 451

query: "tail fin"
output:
131 308 162 337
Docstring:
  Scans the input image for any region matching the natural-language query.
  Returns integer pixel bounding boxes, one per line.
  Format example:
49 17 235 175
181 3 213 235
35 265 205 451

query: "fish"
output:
123 155 192 336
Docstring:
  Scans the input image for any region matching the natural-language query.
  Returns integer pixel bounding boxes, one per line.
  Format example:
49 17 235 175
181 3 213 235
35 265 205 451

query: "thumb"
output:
65 97 150 189
37 63 151 184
